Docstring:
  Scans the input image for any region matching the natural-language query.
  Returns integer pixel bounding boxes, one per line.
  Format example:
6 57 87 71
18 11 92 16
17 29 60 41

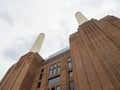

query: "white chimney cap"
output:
75 12 88 25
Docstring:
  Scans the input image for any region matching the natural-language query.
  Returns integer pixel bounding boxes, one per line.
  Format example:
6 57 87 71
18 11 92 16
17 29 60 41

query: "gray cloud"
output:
0 12 14 25
1 36 35 61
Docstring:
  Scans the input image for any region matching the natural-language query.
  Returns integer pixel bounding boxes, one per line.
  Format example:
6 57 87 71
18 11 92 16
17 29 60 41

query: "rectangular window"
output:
53 68 57 74
68 62 72 69
50 65 53 70
51 87 55 90
68 57 71 62
37 82 41 88
57 62 60 66
49 62 60 77
70 81 74 90
68 57 72 69
56 86 60 90
41 68 44 72
49 70 52 76
54 63 57 68
57 67 60 74
39 74 43 80
69 71 73 77
48 76 60 85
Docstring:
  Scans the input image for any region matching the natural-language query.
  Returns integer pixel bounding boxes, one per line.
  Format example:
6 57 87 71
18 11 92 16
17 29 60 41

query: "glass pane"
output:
68 62 72 69
50 65 53 70
54 63 57 68
56 86 60 90
69 71 73 77
70 81 74 90
49 70 52 76
39 74 43 80
57 62 60 66
51 87 55 90
41 68 44 72
54 68 57 74
68 57 71 62
57 67 60 74
37 82 41 88
48 76 60 85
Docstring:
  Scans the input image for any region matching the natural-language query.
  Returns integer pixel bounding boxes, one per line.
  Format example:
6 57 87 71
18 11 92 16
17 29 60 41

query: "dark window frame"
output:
69 71 73 77
70 81 74 90
37 82 41 88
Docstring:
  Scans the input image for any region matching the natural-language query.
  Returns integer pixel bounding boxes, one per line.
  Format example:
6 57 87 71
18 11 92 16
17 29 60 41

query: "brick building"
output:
0 15 120 90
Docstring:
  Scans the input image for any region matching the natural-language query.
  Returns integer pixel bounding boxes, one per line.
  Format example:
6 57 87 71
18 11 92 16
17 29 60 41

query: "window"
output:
37 82 41 88
54 63 57 68
68 57 71 62
68 62 72 69
41 68 44 72
54 68 57 74
49 70 52 76
70 81 74 90
50 65 53 70
48 76 60 85
69 71 73 77
56 86 60 90
68 57 72 69
48 86 60 90
49 62 61 76
51 87 55 90
57 67 60 74
39 74 43 80
57 62 60 66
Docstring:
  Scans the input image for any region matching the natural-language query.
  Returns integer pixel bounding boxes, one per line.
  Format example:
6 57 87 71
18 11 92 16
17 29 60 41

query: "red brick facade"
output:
0 15 120 90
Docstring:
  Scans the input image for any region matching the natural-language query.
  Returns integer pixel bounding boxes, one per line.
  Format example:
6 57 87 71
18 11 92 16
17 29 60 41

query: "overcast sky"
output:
0 0 120 80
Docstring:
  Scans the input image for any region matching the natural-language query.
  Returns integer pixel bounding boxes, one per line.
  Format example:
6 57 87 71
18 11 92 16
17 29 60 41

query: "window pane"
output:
54 63 57 68
70 81 74 90
56 86 60 90
41 68 44 72
57 67 60 74
57 62 60 66
48 76 60 85
50 65 53 70
69 71 73 77
54 68 57 74
37 82 41 88
51 87 55 90
68 62 72 69
68 57 71 62
49 70 52 76
39 74 43 80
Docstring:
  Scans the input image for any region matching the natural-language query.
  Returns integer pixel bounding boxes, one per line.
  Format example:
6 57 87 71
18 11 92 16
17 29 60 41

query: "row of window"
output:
37 68 44 88
37 57 74 89
68 58 74 90
49 57 72 76
49 62 60 76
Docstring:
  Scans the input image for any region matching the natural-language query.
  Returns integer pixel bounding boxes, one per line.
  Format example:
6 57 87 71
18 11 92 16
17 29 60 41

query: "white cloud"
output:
0 0 120 80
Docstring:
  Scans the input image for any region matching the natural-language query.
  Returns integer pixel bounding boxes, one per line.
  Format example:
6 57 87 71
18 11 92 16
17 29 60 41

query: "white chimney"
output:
30 33 45 53
75 12 88 25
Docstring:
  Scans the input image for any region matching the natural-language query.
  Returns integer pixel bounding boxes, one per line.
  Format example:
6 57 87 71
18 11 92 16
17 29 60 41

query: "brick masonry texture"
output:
0 15 120 90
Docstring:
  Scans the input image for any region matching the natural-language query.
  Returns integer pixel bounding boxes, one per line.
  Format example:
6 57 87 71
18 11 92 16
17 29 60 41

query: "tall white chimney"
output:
30 33 45 53
75 12 88 25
